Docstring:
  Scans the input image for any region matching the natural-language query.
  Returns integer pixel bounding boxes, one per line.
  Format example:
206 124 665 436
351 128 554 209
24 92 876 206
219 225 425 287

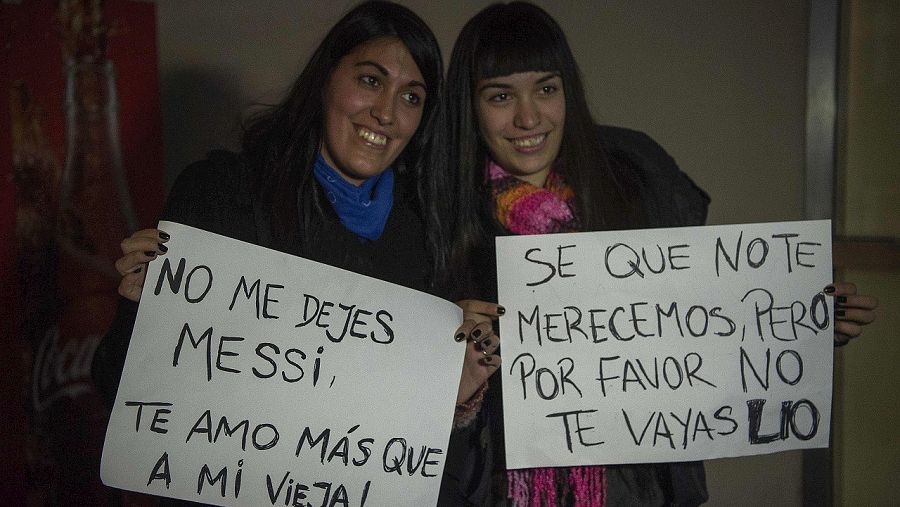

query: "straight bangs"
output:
472 2 567 82
474 32 563 82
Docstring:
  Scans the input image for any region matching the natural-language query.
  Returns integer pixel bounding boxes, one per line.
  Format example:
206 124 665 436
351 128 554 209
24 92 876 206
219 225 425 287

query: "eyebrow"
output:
477 72 561 93
354 61 426 90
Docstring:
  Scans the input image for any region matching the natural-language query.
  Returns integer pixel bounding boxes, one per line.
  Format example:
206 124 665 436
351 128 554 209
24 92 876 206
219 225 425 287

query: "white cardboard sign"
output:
101 221 464 507
496 220 833 469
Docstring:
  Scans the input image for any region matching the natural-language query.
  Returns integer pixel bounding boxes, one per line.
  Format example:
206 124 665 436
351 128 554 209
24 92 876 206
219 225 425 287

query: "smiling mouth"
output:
510 133 547 151
357 126 388 147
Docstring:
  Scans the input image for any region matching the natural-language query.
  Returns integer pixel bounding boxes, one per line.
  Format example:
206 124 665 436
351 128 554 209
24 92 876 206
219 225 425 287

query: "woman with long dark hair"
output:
93 2 499 505
444 2 878 505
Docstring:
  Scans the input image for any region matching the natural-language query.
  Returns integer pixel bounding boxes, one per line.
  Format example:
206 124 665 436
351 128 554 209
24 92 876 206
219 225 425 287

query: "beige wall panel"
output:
841 0 900 238
833 1 900 505
833 270 900 505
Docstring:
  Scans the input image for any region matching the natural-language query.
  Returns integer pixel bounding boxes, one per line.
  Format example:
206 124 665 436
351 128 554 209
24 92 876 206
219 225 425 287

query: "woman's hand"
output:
115 229 169 302
828 282 878 346
454 299 504 404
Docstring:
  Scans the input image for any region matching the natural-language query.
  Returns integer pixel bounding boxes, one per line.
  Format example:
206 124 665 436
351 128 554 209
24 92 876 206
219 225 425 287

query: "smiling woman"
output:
91 2 499 506
443 2 878 506
443 6 709 504
321 37 427 185
476 71 565 187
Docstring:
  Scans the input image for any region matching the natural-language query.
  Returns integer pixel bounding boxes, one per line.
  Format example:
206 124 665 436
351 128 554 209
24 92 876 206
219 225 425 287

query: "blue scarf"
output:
312 154 394 241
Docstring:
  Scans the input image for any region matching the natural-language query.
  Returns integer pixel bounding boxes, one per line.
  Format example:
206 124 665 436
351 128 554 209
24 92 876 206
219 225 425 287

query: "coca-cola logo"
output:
32 326 101 413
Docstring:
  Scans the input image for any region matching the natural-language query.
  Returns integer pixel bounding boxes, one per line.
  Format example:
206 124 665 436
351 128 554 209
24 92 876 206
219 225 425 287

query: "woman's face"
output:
476 71 565 187
321 37 426 185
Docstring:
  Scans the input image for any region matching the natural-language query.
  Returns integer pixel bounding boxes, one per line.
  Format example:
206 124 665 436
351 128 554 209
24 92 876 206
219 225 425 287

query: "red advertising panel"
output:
1 1 164 504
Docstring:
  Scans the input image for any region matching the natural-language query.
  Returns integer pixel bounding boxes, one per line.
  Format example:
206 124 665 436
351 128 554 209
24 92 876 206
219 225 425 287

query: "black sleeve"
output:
160 151 252 231
598 125 710 228
91 298 139 408
668 460 709 507
439 409 495 506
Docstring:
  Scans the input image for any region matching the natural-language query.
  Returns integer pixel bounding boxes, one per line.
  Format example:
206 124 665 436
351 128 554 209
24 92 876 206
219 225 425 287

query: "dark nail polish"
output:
482 339 491 347
836 296 847 304
824 285 836 294
134 266 142 273
144 251 156 257
497 306 506 315
159 231 170 240
158 243 168 253
836 309 846 317
483 356 493 364
472 329 482 338
455 332 465 342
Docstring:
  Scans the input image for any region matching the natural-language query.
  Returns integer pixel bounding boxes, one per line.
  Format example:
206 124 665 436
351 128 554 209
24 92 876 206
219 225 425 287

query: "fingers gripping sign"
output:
115 228 170 302
827 282 879 346
454 300 505 405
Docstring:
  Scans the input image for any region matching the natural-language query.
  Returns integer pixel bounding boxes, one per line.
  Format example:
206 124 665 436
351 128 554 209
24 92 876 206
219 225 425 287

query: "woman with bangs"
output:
443 2 878 506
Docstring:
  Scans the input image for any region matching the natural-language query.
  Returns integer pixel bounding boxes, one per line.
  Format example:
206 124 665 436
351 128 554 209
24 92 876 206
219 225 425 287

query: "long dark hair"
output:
241 1 450 277
445 2 645 287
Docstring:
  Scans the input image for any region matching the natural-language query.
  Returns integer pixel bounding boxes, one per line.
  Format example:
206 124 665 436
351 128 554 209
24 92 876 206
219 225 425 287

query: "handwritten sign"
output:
101 221 464 507
496 220 833 469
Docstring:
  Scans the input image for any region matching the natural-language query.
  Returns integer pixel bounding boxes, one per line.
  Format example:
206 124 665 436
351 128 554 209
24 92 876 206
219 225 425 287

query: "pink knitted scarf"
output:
507 467 606 507
488 159 578 235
